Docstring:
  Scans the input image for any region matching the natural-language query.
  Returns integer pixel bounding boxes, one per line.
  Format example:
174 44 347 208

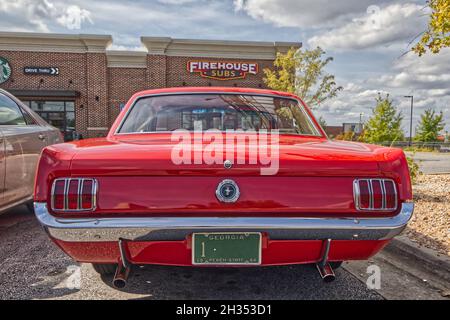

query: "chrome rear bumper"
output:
34 202 414 242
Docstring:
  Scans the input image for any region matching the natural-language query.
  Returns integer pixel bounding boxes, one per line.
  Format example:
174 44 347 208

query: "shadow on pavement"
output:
98 264 383 300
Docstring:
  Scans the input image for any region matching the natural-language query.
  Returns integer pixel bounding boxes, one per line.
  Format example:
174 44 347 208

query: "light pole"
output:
404 95 414 146
359 113 364 133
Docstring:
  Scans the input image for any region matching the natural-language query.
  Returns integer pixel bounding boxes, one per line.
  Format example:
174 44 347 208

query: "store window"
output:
23 100 75 140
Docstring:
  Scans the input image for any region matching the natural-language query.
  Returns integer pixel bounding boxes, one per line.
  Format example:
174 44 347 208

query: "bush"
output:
406 155 422 184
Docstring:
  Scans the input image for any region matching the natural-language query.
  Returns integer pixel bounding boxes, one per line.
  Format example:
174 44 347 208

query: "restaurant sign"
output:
187 61 258 80
0 57 12 84
24 67 60 76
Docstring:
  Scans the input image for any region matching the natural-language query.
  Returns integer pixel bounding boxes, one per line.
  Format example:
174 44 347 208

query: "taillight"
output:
51 178 97 212
353 179 397 211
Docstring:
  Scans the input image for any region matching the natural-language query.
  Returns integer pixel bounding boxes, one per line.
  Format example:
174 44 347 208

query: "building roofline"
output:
0 31 112 53
0 31 301 59
141 36 301 60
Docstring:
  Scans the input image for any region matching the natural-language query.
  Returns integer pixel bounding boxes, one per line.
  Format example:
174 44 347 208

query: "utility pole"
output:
404 96 414 146
359 113 364 134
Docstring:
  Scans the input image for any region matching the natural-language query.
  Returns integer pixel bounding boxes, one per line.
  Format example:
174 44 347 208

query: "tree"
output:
335 131 358 141
318 116 327 129
264 47 342 107
413 0 450 56
360 94 405 144
414 109 445 141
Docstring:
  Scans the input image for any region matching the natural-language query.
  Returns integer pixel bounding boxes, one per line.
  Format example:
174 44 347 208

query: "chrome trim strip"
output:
63 179 69 210
380 180 387 209
367 179 374 210
77 179 83 210
34 202 414 242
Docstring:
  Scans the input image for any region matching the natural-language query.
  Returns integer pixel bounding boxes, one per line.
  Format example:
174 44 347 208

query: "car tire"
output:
92 263 117 275
26 202 34 213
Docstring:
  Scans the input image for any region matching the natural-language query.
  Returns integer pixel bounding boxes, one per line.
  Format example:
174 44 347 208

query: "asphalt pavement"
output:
405 152 450 174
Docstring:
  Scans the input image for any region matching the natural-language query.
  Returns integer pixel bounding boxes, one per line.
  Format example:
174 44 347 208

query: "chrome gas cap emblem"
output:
216 179 240 203
224 160 233 169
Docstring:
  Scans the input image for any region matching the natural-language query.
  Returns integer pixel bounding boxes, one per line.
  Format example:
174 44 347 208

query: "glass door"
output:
23 100 75 141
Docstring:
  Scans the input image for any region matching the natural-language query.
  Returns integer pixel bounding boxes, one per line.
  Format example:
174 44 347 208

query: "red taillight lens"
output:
354 179 397 211
51 178 97 212
52 180 66 210
81 179 94 210
67 180 79 210
358 180 371 209
384 180 397 209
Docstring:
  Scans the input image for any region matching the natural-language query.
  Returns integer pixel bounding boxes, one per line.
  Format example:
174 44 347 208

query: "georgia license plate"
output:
192 232 262 265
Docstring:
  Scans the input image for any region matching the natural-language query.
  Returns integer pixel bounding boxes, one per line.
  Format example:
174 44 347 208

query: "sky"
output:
0 0 449 135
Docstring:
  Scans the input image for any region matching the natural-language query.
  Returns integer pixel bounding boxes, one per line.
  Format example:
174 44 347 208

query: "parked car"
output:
0 88 62 213
34 87 414 288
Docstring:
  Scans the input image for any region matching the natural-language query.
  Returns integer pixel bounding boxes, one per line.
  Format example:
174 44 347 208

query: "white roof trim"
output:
0 32 112 53
0 32 301 59
141 37 301 60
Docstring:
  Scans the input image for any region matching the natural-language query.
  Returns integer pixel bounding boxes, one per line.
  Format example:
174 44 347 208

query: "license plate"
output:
192 232 262 265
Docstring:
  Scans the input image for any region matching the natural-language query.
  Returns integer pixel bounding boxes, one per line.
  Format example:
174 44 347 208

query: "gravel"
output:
406 174 450 256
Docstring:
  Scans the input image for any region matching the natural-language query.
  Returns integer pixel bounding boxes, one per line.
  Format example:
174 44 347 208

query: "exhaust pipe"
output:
316 238 336 282
113 238 131 289
113 262 130 289
316 262 336 282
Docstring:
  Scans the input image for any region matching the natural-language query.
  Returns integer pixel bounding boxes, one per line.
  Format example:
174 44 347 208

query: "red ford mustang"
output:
34 87 413 288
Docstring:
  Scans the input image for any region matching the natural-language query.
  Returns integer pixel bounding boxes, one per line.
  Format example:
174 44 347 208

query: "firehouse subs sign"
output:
187 61 259 80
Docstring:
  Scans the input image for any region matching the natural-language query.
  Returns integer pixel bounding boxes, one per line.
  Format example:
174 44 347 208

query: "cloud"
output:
157 0 198 4
308 3 427 51
233 0 394 28
0 0 92 32
372 48 450 89
57 5 93 30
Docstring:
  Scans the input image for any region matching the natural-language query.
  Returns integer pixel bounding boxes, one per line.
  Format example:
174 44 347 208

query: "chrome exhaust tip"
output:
113 263 130 289
316 262 336 283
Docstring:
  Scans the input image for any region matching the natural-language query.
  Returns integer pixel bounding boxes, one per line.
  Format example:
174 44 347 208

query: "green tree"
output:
414 109 445 141
361 94 405 144
413 0 450 56
264 47 342 107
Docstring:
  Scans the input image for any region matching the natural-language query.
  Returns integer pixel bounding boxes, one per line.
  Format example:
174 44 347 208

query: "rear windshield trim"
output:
114 92 323 137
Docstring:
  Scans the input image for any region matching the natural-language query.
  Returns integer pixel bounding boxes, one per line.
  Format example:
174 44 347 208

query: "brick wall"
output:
107 67 147 126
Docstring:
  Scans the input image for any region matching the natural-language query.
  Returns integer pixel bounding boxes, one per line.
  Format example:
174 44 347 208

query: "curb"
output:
384 235 450 282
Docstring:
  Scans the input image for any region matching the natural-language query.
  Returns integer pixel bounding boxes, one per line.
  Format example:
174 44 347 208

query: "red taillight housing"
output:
51 178 97 212
353 179 397 211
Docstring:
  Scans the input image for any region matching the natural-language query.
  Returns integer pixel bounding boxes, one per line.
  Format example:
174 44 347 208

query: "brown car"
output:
0 89 62 213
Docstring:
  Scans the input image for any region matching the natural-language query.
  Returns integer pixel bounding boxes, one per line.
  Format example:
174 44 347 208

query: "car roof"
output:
131 87 300 100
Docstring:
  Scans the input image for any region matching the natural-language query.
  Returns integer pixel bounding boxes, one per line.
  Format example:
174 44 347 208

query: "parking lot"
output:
406 152 450 174
1 204 448 300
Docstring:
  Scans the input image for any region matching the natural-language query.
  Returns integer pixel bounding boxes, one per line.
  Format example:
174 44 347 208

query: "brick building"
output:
0 32 300 139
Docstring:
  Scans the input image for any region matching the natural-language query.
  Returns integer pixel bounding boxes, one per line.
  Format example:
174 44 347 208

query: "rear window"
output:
118 94 321 136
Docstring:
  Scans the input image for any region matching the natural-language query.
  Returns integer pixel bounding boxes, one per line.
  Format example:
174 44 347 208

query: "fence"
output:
378 141 450 152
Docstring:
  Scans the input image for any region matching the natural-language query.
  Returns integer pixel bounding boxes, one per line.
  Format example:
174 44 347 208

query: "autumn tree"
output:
264 47 342 107
414 109 445 141
360 94 405 144
413 0 450 56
